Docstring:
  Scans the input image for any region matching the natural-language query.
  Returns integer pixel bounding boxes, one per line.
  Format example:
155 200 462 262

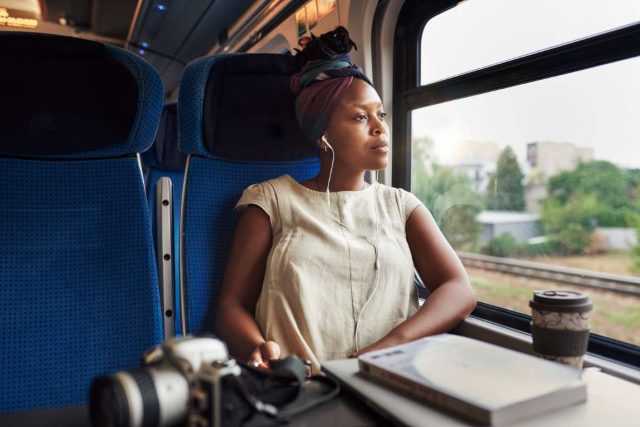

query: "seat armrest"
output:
155 177 176 338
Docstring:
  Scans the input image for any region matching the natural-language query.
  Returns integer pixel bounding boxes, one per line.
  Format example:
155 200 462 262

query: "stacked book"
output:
357 334 586 425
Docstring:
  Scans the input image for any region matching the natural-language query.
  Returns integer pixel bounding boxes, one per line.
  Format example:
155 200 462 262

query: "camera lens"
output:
89 370 160 427
89 376 130 427
90 367 190 427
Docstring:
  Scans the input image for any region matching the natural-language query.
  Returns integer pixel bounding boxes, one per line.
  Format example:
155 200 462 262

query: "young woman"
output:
216 28 476 374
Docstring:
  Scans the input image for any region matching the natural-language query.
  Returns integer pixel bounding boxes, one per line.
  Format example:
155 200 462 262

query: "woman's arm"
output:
216 205 280 366
354 205 476 354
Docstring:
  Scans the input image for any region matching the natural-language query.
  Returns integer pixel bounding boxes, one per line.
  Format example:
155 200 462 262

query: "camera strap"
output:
237 357 340 423
274 375 341 422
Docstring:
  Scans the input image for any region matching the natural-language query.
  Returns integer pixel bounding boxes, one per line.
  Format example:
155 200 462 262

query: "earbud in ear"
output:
321 135 334 151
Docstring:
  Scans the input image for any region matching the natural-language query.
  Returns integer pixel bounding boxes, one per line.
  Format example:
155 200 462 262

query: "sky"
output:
413 0 640 169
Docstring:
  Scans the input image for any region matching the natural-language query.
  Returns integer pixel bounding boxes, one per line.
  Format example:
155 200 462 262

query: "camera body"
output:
90 337 248 427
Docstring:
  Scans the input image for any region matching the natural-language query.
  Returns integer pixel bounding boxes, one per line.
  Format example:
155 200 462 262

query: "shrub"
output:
557 223 591 255
519 237 561 257
628 213 640 274
585 230 609 255
632 244 640 275
482 233 518 258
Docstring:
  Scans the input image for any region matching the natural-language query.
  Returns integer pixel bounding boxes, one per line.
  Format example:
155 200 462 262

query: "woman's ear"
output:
319 134 333 152
317 136 328 153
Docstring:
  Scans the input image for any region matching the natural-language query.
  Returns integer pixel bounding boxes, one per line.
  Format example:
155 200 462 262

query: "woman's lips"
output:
371 143 389 153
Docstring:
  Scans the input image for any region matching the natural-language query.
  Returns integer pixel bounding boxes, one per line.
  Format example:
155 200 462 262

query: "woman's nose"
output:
371 118 386 135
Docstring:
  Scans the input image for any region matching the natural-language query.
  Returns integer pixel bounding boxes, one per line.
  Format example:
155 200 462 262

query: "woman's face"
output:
322 79 389 171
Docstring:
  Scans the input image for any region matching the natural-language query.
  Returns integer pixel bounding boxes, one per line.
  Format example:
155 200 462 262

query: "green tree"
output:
412 137 482 250
625 168 640 213
627 213 640 274
541 193 599 234
547 161 636 226
485 146 525 211
540 161 640 255
540 193 599 255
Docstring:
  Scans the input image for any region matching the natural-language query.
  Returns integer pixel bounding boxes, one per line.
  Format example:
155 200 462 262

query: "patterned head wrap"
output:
290 29 373 144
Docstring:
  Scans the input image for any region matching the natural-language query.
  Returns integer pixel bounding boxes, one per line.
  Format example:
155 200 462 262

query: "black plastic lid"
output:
529 290 593 313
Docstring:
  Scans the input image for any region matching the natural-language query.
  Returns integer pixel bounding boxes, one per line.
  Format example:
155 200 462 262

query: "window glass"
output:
295 7 307 37
421 0 640 85
305 1 318 30
295 0 337 37
317 0 336 19
411 58 640 345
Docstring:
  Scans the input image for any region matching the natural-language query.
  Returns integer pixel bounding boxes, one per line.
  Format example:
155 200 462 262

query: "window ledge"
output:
453 315 640 385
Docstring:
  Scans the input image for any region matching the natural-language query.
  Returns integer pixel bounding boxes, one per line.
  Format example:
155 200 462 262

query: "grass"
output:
525 252 636 276
472 277 532 299
467 267 640 346
600 306 640 327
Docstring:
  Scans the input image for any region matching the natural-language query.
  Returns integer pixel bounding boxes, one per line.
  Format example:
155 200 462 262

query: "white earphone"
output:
319 134 381 352
321 134 333 151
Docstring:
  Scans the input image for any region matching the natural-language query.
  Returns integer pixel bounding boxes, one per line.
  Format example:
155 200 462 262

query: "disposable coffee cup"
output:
529 290 593 369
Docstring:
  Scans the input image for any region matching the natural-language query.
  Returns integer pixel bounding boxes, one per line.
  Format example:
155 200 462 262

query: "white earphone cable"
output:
325 144 335 209
322 141 381 353
353 203 380 352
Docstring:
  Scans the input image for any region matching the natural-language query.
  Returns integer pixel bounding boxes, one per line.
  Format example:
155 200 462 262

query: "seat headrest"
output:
0 32 163 158
141 103 186 171
178 53 316 161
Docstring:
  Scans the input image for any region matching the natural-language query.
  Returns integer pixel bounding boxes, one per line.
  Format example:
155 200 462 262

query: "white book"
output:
358 334 587 426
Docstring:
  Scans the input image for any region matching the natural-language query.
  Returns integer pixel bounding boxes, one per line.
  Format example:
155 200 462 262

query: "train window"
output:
295 0 337 37
411 57 640 345
421 0 640 85
407 1 640 350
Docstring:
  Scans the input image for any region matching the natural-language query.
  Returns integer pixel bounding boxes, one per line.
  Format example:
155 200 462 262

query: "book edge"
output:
492 380 587 425
358 359 491 424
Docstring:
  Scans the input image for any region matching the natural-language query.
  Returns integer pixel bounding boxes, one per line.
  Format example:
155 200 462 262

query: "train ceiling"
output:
0 0 258 96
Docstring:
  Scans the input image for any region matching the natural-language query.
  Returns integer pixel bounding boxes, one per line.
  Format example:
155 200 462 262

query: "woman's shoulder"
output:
374 183 424 220
239 175 307 208
374 182 414 198
236 176 294 218
243 175 291 192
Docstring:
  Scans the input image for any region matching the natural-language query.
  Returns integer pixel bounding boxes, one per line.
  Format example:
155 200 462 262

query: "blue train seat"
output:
141 102 187 335
178 53 320 335
0 32 163 412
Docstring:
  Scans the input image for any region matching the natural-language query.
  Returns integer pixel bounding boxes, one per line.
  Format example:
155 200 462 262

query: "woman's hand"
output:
349 333 404 358
247 340 281 369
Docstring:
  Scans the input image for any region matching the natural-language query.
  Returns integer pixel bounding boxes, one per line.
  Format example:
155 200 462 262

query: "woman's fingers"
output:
247 341 280 369
246 341 282 370
248 348 266 368
259 340 281 362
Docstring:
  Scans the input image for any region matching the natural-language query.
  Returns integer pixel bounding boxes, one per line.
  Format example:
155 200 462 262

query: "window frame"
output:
394 0 640 368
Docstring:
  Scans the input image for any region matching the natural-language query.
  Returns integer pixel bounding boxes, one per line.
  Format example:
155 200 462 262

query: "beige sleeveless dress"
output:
235 174 422 374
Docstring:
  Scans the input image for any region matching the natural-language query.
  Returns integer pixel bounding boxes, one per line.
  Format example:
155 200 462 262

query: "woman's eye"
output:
378 112 387 120
354 113 367 121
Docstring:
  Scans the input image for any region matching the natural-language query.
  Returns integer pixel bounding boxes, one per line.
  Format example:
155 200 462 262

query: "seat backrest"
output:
141 102 187 334
178 53 319 335
0 32 163 413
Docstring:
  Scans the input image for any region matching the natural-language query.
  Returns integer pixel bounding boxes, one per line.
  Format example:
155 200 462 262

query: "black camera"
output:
90 337 280 427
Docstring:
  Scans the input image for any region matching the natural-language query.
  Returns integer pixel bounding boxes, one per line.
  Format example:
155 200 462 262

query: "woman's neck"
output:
314 165 366 192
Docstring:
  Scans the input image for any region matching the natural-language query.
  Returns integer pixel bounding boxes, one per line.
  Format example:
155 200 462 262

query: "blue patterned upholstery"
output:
0 33 163 413
178 54 319 334
177 56 221 158
0 33 162 157
142 102 186 334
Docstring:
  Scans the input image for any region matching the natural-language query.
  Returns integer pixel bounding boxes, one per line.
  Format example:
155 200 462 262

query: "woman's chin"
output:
368 158 389 171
